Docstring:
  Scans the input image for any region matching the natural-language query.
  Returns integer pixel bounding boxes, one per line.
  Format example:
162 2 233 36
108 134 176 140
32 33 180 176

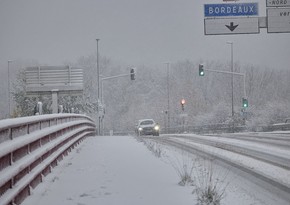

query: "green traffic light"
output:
199 64 204 76
242 98 248 108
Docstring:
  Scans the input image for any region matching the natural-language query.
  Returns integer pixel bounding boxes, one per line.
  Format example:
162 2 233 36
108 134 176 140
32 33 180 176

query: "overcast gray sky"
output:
0 0 290 69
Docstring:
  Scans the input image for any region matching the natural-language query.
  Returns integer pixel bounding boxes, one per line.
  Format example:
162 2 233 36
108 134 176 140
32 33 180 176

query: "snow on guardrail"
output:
0 114 96 205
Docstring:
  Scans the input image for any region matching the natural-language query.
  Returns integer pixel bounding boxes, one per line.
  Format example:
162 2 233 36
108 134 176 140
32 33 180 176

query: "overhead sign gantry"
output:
204 3 259 35
204 1 290 35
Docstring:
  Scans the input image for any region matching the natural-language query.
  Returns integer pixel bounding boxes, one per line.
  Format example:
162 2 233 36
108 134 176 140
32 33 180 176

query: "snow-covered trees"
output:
10 57 290 132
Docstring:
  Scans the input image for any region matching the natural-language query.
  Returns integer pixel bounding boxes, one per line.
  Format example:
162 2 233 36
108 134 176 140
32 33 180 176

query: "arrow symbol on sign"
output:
225 22 239 31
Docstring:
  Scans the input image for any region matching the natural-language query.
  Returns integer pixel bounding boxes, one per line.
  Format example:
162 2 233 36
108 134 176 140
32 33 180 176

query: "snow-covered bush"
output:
140 138 229 204
168 155 195 186
137 138 164 158
193 102 232 126
246 100 290 131
193 159 229 205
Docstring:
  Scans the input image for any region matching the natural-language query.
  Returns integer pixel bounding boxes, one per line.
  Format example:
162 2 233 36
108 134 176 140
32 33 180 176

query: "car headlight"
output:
138 127 143 131
154 125 160 131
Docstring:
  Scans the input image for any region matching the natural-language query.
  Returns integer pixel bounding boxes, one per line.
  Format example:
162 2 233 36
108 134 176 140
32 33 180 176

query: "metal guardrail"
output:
267 123 290 132
0 114 96 205
110 121 290 136
161 124 246 134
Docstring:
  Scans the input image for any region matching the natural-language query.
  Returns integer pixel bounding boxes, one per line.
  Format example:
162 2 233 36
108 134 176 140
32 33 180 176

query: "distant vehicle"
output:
135 119 160 136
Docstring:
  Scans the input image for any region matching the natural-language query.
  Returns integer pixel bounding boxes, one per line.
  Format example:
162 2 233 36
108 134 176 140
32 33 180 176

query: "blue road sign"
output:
204 3 259 17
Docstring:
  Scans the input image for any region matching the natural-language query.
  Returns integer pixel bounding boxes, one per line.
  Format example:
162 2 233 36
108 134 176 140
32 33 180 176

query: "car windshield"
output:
140 120 154 125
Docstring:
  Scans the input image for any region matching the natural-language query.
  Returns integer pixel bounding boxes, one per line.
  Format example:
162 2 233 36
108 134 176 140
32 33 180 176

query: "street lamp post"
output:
7 60 13 117
227 41 234 132
164 62 170 134
96 39 101 135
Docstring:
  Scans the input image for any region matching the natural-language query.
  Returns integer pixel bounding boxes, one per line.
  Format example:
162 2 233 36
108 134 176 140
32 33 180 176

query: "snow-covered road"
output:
22 135 289 205
22 136 194 205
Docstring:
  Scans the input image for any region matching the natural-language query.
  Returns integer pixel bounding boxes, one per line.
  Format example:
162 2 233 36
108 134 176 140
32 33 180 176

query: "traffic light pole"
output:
199 65 247 133
101 73 133 81
100 70 135 135
202 68 246 98
101 72 134 104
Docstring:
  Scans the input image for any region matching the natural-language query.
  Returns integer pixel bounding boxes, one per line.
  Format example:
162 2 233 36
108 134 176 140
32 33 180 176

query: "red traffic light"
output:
181 99 185 111
181 99 185 105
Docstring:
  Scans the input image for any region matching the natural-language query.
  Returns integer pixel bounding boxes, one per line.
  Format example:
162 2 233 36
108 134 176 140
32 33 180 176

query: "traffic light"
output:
199 64 204 76
242 98 248 108
181 99 185 111
130 68 135 80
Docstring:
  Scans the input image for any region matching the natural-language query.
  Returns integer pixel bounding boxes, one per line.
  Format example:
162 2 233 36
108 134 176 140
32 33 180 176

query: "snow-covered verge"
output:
166 133 290 190
22 135 289 205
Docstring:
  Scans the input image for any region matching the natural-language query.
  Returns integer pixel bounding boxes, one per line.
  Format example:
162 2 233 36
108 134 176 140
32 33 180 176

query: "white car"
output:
135 119 160 136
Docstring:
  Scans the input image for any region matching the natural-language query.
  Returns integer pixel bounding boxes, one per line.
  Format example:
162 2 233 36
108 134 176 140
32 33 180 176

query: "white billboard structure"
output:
25 66 84 113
